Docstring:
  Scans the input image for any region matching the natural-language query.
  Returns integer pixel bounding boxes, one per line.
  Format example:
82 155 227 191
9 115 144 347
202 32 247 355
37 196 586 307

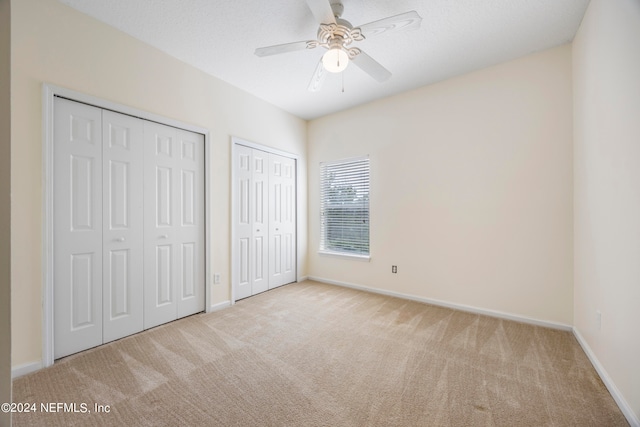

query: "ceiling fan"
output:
254 0 422 92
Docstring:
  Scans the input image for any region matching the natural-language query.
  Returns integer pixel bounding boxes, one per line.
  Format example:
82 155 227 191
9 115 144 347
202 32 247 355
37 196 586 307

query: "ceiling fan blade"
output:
255 41 312 57
351 50 392 82
305 0 336 25
357 11 422 38
308 58 328 92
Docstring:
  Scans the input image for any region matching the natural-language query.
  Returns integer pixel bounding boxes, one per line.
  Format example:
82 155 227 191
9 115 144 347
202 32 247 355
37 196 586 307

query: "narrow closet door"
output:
53 98 103 359
269 153 296 289
175 129 205 318
234 144 253 300
233 146 269 300
144 122 180 329
143 121 204 328
250 149 270 295
102 110 144 343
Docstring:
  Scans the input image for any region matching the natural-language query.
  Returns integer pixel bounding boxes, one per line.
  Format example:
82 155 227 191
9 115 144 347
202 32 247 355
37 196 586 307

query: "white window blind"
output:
320 156 370 257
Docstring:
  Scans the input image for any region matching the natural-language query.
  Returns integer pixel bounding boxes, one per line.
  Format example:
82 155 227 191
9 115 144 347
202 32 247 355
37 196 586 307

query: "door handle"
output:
159 234 169 239
115 237 125 242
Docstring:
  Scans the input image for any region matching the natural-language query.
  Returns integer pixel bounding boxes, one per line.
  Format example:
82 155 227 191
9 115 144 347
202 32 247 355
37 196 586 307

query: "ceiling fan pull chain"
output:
342 71 345 93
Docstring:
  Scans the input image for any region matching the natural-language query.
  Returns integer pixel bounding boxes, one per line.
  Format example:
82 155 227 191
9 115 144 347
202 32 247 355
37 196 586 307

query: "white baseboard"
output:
573 328 640 427
297 275 309 283
307 276 573 331
208 300 231 313
12 361 43 379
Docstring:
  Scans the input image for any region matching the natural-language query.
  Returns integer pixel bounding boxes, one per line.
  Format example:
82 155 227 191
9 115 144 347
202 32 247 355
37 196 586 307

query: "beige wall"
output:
1 0 12 424
573 0 640 422
308 45 574 326
11 0 307 368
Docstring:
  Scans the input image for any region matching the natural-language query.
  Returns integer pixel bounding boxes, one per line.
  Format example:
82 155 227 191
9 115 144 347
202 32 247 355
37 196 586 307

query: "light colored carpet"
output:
13 280 627 426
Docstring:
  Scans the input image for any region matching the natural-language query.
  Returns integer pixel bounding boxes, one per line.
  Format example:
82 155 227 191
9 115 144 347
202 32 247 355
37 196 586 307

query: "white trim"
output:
42 83 213 368
308 276 573 331
230 136 301 305
208 300 232 312
12 361 43 379
318 251 371 261
231 136 299 160
204 127 213 313
573 328 640 427
297 276 309 282
42 85 55 368
319 155 370 167
45 84 208 135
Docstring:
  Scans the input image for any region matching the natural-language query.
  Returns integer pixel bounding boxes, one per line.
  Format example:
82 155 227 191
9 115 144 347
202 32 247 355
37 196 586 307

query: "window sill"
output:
318 250 371 262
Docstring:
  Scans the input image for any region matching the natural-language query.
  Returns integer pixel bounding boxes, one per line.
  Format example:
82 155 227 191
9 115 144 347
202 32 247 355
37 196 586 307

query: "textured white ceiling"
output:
57 0 590 120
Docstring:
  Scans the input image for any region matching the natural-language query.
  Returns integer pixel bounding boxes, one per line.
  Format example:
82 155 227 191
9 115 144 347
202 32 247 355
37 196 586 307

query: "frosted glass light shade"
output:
322 48 349 73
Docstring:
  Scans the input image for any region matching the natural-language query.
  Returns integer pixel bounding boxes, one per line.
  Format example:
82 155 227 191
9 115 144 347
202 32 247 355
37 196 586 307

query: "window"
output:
320 156 370 258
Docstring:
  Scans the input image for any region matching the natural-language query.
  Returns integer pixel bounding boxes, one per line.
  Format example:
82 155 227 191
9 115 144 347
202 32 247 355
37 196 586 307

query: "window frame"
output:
319 156 371 261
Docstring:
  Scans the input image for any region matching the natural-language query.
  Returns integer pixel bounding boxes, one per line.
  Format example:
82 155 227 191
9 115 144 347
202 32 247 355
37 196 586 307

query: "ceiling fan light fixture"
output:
322 47 349 73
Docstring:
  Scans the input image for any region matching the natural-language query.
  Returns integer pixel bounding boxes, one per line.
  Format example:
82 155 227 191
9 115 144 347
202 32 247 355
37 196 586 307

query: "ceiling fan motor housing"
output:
317 18 364 51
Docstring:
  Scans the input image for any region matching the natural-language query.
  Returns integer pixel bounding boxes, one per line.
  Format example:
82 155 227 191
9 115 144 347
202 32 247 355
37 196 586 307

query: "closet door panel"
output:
144 122 179 329
175 129 205 318
234 145 253 300
251 149 269 295
144 123 205 325
281 158 296 283
269 153 296 289
54 98 104 359
233 147 271 300
102 110 144 343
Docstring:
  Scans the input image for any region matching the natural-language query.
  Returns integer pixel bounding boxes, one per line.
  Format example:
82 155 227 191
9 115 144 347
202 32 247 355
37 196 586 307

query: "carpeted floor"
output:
12 281 627 426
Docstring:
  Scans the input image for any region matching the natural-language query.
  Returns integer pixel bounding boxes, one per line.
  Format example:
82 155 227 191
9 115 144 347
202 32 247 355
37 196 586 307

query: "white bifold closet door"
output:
143 121 205 329
102 110 145 343
235 145 269 300
268 153 296 288
234 145 296 300
54 99 105 358
53 97 204 359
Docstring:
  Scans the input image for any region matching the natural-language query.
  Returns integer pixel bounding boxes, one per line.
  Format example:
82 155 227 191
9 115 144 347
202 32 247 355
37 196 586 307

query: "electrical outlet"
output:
214 273 221 284
392 265 397 274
